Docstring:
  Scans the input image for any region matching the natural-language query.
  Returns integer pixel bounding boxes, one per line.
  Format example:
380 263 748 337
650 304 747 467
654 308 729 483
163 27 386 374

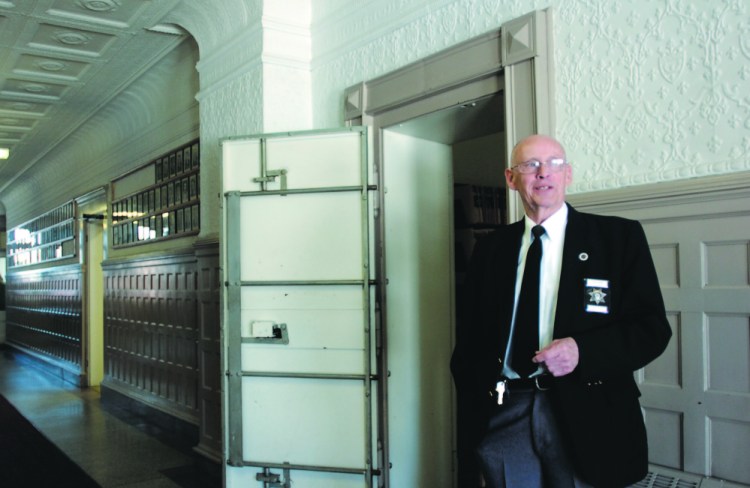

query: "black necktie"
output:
513 225 545 377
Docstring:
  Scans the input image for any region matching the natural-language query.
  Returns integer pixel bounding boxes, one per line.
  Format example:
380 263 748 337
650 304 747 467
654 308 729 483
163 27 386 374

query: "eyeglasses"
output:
510 158 567 174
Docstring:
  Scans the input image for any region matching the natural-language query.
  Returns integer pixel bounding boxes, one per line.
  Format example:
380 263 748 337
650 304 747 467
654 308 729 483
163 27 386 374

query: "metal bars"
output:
223 128 378 486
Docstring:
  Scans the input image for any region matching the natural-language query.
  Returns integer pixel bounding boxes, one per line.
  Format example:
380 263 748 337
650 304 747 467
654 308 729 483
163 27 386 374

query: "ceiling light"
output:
0 148 10 159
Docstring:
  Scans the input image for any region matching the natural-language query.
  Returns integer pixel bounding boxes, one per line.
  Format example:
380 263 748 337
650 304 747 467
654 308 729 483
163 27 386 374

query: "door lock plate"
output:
243 321 289 344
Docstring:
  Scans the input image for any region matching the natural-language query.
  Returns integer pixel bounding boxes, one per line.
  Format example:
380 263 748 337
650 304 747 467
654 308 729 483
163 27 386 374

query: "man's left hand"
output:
534 337 579 377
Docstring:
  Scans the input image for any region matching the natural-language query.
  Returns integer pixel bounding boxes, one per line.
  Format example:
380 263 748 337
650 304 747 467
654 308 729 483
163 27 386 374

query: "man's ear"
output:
505 168 517 190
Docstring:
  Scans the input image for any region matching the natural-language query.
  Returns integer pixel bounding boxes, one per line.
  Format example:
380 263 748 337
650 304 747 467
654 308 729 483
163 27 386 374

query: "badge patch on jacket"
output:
584 278 610 314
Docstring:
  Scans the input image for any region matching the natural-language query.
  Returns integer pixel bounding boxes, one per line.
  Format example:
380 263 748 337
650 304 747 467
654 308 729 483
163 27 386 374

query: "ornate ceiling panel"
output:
0 0 184 193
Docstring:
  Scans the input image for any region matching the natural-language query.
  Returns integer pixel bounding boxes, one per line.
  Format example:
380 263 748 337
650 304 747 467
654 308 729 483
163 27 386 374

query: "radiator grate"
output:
632 472 700 488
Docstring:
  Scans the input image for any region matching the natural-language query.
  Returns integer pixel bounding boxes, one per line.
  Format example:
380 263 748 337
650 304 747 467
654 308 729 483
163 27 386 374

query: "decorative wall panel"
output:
707 313 749 394
710 418 750 484
5 265 83 371
650 243 680 288
643 311 681 388
570 175 750 484
194 241 222 461
704 240 749 288
103 252 200 423
553 0 750 193
643 408 683 470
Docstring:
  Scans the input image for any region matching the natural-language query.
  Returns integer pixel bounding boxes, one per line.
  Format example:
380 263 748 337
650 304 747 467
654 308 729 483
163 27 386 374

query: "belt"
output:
503 375 553 391
490 375 553 403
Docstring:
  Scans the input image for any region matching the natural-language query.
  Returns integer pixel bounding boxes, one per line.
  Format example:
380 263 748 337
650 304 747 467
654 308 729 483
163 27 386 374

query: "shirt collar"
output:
523 204 568 242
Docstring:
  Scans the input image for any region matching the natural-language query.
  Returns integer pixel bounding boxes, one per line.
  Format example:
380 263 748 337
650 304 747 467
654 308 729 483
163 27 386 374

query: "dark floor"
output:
0 348 220 488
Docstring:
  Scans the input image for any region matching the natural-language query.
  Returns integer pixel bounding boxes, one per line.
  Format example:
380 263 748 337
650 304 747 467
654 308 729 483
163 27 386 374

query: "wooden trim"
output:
567 171 750 220
357 29 503 117
102 248 196 269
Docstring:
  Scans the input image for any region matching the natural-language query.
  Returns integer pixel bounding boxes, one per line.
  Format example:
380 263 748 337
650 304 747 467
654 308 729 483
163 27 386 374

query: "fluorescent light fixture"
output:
0 148 9 159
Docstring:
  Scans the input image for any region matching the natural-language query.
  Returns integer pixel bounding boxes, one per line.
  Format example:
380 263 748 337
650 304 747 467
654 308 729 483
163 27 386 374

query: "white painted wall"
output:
10 0 744 235
3 0 748 235
309 0 750 193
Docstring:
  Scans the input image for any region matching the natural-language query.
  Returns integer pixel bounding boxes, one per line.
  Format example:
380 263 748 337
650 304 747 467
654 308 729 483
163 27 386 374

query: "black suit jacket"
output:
451 204 672 488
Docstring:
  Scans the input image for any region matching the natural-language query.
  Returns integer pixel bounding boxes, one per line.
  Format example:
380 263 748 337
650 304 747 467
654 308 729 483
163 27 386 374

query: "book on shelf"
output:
454 184 505 227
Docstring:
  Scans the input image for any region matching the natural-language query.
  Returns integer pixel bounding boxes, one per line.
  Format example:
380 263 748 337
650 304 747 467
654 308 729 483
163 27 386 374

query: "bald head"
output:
510 134 567 166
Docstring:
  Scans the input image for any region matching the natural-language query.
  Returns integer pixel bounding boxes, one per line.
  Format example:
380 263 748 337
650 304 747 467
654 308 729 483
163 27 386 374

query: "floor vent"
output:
633 472 701 488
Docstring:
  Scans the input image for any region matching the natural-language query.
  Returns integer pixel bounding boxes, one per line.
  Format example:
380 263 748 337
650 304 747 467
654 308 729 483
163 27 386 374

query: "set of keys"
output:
495 380 506 405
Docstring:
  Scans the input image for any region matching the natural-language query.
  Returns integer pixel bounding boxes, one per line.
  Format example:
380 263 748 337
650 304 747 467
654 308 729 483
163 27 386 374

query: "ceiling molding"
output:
0 0 189 194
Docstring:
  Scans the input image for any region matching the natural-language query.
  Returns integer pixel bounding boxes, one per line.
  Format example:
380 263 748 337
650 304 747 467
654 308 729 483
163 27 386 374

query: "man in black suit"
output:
451 134 672 487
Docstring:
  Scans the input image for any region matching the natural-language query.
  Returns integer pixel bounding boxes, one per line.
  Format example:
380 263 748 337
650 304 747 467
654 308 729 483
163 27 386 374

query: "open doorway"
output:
387 93 506 279
344 10 554 486
380 93 505 486
78 194 107 388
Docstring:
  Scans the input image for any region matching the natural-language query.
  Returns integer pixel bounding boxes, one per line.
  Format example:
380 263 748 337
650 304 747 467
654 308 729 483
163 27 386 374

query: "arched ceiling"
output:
0 0 189 195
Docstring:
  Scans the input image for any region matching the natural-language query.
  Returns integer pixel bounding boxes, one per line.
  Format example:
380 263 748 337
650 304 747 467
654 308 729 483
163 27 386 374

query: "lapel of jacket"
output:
554 204 586 338
491 219 524 347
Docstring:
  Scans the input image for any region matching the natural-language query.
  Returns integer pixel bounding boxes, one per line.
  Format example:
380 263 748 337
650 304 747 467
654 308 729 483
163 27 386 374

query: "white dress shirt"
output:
503 204 568 378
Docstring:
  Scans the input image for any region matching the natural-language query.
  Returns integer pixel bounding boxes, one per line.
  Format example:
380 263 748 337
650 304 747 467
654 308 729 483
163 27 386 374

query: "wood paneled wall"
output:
569 173 750 485
4 244 221 460
5 265 84 376
194 241 222 461
102 252 201 423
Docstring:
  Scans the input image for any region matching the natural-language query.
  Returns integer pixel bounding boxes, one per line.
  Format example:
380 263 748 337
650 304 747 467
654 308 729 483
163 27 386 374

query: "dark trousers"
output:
476 389 589 488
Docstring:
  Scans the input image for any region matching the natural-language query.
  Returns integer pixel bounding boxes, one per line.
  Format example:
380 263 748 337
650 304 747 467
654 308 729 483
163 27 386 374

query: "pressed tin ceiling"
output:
0 0 185 194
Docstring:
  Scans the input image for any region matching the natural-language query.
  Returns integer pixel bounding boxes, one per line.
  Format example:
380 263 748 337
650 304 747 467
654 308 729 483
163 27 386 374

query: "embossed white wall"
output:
166 0 311 240
554 0 750 193
4 0 746 234
308 0 750 194
163 0 748 241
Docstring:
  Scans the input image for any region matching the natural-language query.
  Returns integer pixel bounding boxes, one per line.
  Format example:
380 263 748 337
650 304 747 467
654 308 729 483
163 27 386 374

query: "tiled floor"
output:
0 348 220 488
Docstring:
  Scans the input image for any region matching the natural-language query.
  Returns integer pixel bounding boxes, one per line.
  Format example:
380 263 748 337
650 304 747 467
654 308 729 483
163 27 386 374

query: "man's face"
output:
505 136 572 219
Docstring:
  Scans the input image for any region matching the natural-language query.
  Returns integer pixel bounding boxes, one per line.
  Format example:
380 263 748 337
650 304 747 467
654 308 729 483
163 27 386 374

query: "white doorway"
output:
79 195 106 388
346 9 553 485
380 93 505 486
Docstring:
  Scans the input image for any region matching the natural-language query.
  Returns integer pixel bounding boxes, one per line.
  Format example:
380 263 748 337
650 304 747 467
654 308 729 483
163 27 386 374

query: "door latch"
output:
253 169 287 191
256 466 290 488
242 321 289 345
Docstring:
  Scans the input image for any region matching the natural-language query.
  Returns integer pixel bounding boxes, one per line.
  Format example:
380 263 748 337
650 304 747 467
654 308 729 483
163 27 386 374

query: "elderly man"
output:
451 134 672 487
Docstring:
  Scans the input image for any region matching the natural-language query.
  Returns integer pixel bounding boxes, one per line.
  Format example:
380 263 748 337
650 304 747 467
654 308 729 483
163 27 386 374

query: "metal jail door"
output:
221 128 380 488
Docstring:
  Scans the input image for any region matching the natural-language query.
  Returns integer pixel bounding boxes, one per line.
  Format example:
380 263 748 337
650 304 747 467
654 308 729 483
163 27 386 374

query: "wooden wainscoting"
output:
194 240 222 461
5 264 85 384
569 172 750 486
102 251 201 424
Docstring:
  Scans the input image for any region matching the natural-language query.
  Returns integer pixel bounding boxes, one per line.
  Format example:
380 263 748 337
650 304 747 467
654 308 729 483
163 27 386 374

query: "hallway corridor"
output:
0 347 220 488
